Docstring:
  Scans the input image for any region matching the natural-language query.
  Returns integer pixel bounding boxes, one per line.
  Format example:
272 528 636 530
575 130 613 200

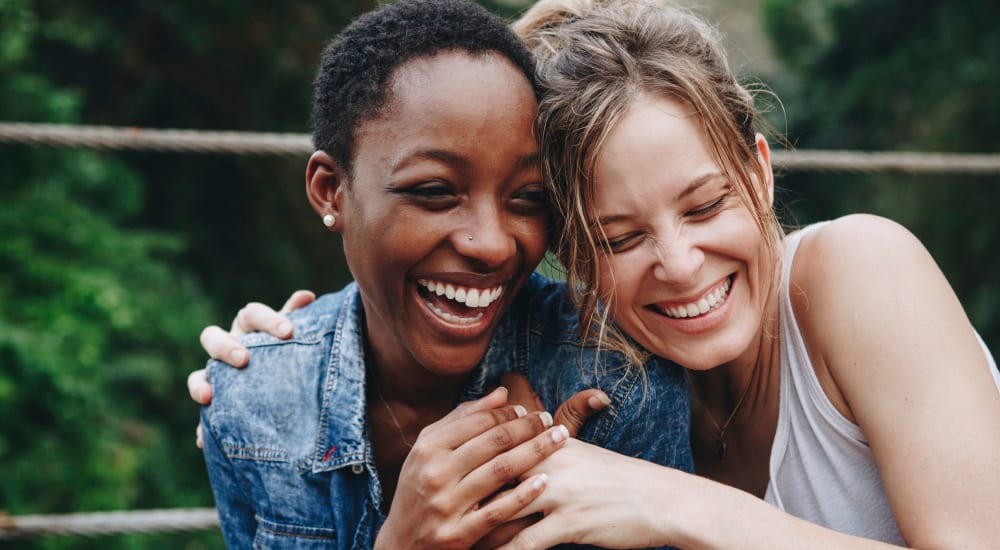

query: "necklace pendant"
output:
714 437 727 461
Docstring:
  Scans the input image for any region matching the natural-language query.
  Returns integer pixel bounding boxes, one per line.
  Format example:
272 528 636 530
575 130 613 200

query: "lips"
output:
649 275 733 319
417 278 505 325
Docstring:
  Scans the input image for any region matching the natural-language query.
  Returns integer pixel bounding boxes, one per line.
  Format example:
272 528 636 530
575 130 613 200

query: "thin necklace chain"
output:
371 374 414 449
687 363 756 460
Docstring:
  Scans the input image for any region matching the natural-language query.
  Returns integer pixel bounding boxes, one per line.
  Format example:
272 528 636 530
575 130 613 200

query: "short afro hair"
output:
312 0 538 174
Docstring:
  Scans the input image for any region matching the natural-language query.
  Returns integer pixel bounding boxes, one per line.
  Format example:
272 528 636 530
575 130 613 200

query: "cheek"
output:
513 217 550 264
345 212 428 273
707 207 760 254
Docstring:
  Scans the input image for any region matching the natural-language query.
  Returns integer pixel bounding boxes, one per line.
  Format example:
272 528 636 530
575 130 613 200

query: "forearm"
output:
659 469 899 550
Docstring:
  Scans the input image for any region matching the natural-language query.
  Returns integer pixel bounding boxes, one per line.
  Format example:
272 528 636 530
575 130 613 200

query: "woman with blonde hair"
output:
494 0 1000 547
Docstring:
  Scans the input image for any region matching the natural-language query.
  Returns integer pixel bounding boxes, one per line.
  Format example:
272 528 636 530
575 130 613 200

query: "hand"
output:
467 373 612 549
497 439 683 550
199 289 316 370
375 387 572 550
188 290 315 447
500 372 611 438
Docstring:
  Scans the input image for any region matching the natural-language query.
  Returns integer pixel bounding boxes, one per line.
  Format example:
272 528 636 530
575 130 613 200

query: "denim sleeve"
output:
201 406 256 549
597 360 693 472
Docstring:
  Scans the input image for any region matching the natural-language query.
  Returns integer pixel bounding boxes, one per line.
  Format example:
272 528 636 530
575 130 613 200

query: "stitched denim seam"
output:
255 516 337 540
223 446 290 462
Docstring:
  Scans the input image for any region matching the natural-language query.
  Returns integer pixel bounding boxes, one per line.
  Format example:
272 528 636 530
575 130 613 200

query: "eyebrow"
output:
395 149 472 172
394 149 540 172
597 171 726 226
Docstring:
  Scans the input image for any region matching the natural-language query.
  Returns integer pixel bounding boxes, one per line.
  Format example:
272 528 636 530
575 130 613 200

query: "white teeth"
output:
465 289 480 308
417 279 505 311
427 302 484 324
659 277 731 320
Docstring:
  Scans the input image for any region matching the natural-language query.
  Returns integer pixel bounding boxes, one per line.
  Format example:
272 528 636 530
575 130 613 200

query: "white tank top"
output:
763 222 1000 543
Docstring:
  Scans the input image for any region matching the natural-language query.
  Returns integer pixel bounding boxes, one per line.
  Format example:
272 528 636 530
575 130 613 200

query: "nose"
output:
453 206 517 271
650 231 703 285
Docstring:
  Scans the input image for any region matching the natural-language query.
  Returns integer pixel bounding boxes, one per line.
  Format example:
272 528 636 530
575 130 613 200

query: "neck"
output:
370 366 469 410
361 321 472 410
365 353 471 413
689 301 781 418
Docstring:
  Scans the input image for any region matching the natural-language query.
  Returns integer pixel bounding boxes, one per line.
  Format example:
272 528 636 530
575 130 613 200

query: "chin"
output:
420 347 490 377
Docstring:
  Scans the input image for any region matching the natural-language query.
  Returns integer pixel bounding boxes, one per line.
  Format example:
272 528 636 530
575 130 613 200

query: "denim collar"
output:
309 284 368 473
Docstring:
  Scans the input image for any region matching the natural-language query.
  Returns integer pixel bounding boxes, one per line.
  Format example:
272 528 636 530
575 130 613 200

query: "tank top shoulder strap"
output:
782 221 831 285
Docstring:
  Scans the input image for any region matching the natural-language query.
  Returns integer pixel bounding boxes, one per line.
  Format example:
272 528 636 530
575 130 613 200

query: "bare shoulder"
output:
798 213 925 271
788 215 963 416
790 214 937 309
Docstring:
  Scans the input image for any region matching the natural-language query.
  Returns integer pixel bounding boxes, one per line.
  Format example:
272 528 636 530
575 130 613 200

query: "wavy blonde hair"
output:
515 0 784 368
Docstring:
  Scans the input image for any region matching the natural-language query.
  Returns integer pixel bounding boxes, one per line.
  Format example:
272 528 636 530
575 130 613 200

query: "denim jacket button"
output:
351 463 364 474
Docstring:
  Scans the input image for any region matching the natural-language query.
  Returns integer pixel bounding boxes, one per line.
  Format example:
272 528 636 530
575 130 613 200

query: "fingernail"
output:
588 393 611 409
531 473 549 490
514 405 527 418
230 349 246 364
278 321 293 336
550 425 569 443
540 411 553 428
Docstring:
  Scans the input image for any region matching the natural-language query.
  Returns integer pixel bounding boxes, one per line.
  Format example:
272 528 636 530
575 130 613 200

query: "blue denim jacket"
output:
202 274 691 549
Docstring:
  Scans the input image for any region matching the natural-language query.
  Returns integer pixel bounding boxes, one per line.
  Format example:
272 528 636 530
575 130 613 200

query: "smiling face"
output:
592 94 773 371
316 51 548 378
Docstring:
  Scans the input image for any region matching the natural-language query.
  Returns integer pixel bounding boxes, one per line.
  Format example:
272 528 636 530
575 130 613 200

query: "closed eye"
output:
600 231 643 253
392 182 458 209
688 193 728 217
509 184 548 215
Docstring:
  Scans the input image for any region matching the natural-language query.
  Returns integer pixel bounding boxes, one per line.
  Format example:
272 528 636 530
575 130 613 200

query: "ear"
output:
754 133 775 207
306 151 347 230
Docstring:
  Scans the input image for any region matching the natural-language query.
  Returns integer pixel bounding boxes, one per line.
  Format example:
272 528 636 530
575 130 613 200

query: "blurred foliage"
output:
0 1 221 548
762 0 1000 358
0 0 996 547
0 0 375 547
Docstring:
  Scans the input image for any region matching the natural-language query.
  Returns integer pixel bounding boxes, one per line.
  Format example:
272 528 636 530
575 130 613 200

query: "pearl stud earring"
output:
323 214 336 227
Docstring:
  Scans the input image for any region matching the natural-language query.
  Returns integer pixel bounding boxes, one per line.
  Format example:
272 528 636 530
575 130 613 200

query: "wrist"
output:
647 468 733 549
639 466 692 546
668 474 772 550
373 519 401 550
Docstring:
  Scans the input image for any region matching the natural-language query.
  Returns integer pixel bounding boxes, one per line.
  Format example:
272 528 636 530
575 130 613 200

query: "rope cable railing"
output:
0 508 219 539
3 121 1000 174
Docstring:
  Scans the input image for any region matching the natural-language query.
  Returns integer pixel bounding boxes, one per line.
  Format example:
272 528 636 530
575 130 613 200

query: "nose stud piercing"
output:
468 235 474 241
323 214 336 227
